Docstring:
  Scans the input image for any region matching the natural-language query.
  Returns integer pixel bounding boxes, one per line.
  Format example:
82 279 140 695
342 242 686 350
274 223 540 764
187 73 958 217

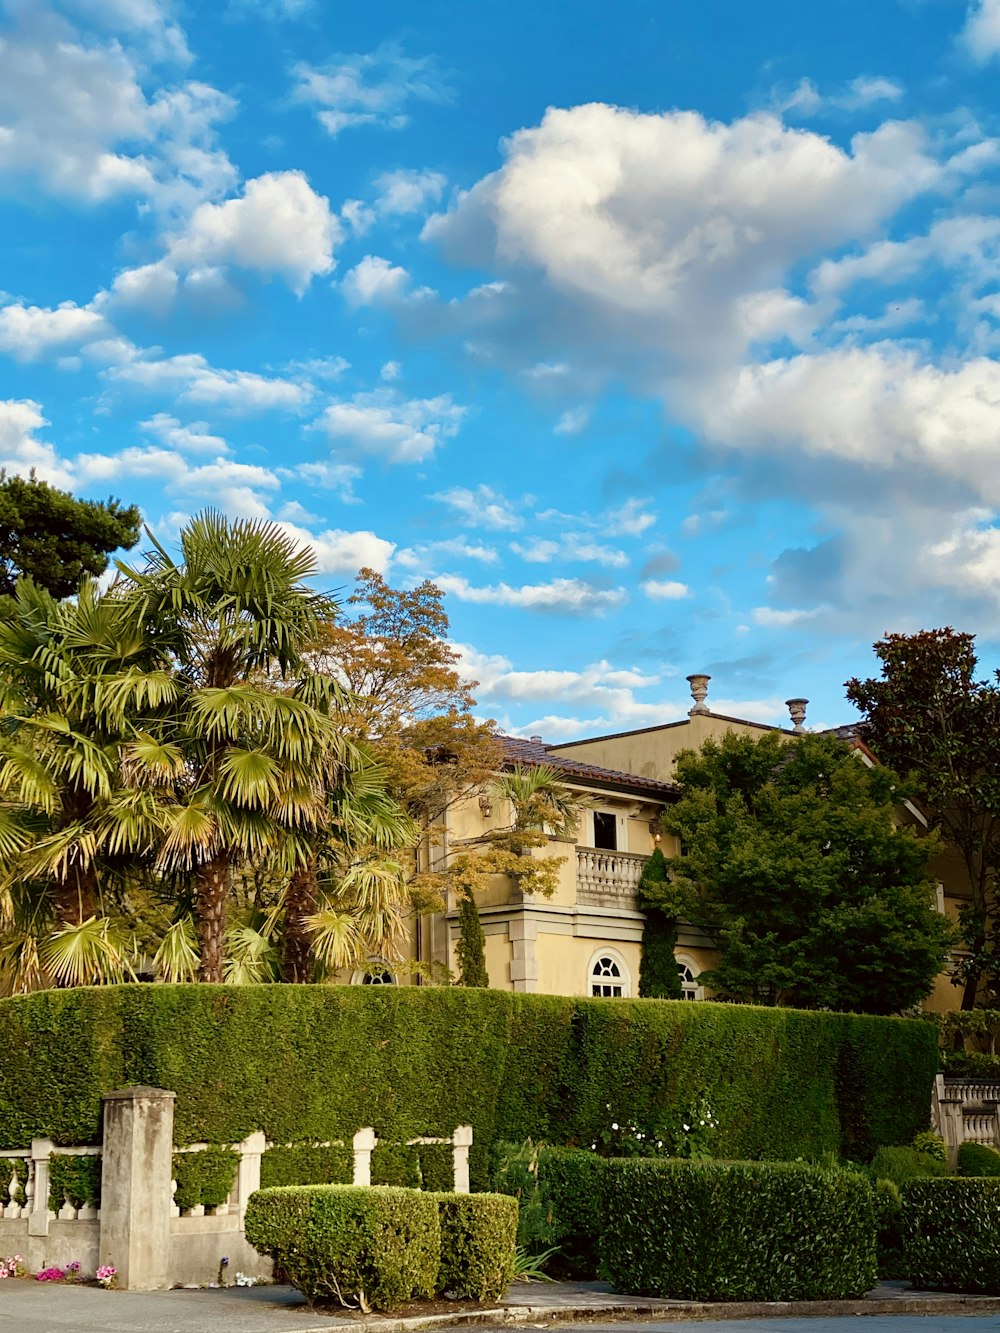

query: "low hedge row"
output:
244 1185 517 1309
600 1160 877 1301
0 986 938 1176
869 1146 949 1187
901 1178 1000 1293
491 1142 605 1277
957 1142 1000 1177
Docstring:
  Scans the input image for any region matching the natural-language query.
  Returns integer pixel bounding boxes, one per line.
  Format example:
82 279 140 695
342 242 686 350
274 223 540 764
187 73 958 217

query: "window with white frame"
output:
676 956 703 1001
589 949 630 998
352 963 397 985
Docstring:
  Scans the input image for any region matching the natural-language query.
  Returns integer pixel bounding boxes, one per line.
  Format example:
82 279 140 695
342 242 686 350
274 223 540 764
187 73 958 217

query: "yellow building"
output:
391 673 966 1011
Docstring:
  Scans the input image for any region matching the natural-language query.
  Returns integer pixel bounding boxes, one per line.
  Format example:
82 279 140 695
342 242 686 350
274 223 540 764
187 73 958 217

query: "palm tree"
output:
0 579 174 990
117 512 343 982
490 764 582 844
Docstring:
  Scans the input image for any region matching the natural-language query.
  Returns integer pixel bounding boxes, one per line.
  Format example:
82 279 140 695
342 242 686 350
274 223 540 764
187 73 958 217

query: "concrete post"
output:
452 1125 473 1194
98 1086 176 1291
27 1139 53 1236
236 1130 267 1219
353 1127 376 1186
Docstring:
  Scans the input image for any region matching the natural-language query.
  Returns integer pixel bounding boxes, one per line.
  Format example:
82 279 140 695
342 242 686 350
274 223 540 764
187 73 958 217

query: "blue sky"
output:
3 0 1000 739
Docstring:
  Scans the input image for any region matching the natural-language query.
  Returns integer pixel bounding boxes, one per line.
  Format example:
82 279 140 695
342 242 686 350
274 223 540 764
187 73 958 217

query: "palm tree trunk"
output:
283 860 318 983
53 865 98 927
196 852 230 983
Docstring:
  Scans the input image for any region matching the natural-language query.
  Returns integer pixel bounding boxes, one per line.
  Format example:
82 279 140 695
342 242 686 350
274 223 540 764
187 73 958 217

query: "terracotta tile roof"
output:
498 734 678 798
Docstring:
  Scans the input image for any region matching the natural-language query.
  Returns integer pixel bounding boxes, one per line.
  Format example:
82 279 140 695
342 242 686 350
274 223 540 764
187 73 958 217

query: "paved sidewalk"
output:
4 1278 1000 1333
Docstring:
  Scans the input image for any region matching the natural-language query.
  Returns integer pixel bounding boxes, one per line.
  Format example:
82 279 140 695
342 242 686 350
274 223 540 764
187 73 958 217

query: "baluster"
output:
170 1177 180 1218
22 1157 33 1222
4 1161 21 1219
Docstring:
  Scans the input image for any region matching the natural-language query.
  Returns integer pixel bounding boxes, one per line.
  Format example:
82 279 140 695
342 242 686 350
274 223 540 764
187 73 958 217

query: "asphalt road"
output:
486 1323 1000 1333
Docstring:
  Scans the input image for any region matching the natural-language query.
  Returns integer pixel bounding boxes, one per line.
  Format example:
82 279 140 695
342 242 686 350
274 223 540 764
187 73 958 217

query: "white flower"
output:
683 1123 690 1131
611 1122 619 1131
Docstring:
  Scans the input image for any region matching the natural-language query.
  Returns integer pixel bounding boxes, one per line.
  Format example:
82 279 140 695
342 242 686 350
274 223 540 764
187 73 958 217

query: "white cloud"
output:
776 74 904 116
373 168 447 215
554 406 589 435
436 574 627 614
106 262 181 314
316 390 465 463
341 255 412 306
75 447 279 518
166 171 340 293
642 579 690 600
751 606 828 628
963 0 1000 61
98 344 312 412
289 460 362 503
510 535 629 568
60 0 192 64
275 522 395 575
380 360 401 381
395 538 500 570
292 42 449 136
0 302 109 360
0 17 235 210
605 498 657 537
0 399 73 487
139 413 229 453
432 484 524 531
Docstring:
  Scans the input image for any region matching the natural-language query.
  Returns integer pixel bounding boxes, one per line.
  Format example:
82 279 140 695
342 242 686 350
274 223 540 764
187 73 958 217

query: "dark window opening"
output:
593 811 617 850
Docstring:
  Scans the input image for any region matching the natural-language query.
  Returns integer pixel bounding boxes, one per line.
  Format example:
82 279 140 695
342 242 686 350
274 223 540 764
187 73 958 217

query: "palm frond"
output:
38 917 135 987
152 916 200 982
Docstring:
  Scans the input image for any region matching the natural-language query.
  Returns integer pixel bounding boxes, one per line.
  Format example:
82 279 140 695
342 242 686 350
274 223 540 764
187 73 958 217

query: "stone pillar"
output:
98 1087 175 1291
452 1125 473 1194
508 916 538 993
236 1130 267 1219
353 1127 376 1186
27 1139 54 1237
937 1096 966 1170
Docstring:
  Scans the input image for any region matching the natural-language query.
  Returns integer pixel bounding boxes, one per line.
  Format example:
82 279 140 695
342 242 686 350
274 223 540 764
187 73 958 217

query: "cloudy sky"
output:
3 0 1000 738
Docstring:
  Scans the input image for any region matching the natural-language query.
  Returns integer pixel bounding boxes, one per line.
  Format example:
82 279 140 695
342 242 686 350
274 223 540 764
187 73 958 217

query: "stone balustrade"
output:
0 1089 473 1290
932 1073 1000 1166
576 847 649 907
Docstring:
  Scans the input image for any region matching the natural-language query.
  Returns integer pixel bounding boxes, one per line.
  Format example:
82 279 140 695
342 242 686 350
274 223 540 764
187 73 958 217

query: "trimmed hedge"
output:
0 986 938 1177
957 1142 1000 1177
48 1154 101 1211
172 1147 239 1211
244 1184 439 1308
872 1178 904 1278
600 1159 877 1301
260 1145 352 1190
901 1178 1000 1292
869 1146 949 1187
433 1192 518 1301
491 1142 606 1277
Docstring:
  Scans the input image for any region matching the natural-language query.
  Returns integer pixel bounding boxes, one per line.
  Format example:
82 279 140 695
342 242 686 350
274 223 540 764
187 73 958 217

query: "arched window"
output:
589 949 631 998
676 955 704 1001
351 963 397 985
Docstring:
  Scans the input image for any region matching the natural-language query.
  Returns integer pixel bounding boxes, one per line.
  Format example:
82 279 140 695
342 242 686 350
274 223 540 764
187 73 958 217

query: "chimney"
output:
686 673 711 716
786 698 808 733
529 734 543 744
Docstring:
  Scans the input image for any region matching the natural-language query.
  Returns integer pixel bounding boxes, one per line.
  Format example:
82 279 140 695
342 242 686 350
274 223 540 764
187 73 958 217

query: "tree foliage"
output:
637 848 684 999
663 731 953 1013
846 628 1000 1008
0 474 140 600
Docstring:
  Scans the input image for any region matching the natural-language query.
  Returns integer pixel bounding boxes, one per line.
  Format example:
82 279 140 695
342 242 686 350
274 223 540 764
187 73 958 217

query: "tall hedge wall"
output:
0 986 936 1175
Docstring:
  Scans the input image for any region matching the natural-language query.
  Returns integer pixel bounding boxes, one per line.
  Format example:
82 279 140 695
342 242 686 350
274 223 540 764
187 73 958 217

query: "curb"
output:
286 1292 1000 1331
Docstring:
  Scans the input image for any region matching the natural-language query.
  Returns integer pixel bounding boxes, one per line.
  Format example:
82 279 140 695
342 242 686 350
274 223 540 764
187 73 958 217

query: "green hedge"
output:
600 1159 877 1301
901 1178 1000 1292
0 986 938 1177
491 1142 606 1277
244 1184 439 1308
957 1142 1000 1177
433 1192 518 1301
48 1154 101 1211
260 1145 352 1190
869 1146 949 1187
172 1147 239 1211
872 1178 904 1278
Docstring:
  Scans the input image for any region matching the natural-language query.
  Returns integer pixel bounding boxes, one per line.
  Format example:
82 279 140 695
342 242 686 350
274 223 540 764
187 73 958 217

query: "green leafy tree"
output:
117 512 344 983
846 629 1000 1009
664 731 953 1014
637 847 684 999
0 474 140 599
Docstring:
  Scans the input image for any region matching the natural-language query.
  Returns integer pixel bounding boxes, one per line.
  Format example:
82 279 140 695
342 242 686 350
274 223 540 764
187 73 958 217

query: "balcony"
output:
576 847 649 908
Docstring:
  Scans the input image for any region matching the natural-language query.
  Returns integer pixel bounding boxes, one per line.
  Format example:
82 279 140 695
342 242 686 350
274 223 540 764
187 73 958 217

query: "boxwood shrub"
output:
957 1142 1000 1177
0 986 937 1179
433 1191 518 1301
902 1178 1000 1292
870 1146 949 1187
244 1184 439 1308
600 1159 877 1301
491 1142 607 1277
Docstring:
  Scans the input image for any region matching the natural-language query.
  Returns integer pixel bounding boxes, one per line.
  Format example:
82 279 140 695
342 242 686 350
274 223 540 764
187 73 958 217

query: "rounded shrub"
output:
244 1184 439 1309
600 1159 877 1301
957 1142 1000 1177
433 1192 518 1302
902 1177 1000 1292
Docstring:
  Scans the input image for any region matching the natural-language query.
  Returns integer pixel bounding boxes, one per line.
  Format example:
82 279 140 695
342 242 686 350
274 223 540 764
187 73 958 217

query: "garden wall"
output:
0 985 938 1176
